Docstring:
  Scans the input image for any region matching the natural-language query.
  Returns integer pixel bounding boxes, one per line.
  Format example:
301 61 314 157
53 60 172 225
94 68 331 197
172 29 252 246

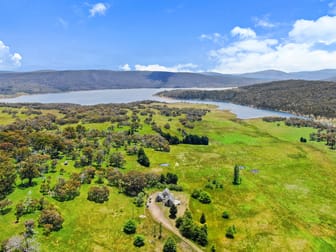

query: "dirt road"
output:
147 192 203 252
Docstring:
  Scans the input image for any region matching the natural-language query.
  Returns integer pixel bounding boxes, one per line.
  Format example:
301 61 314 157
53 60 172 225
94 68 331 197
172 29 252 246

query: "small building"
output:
155 188 177 207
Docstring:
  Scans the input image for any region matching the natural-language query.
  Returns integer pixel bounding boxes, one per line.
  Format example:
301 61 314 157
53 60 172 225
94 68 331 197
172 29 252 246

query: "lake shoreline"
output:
0 88 295 119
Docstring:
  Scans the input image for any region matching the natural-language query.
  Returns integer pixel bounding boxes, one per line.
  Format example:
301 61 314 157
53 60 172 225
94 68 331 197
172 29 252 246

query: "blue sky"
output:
1 0 336 73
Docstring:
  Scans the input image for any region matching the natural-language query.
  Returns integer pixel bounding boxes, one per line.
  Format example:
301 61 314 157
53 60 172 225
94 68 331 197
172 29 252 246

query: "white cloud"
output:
209 15 336 73
199 33 224 43
254 17 276 28
89 3 108 17
0 40 22 70
134 63 198 72
119 64 131 71
289 15 336 45
231 26 256 39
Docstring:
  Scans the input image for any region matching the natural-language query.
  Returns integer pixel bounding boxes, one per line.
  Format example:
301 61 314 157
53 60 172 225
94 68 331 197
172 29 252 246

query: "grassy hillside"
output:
158 80 336 118
0 102 335 251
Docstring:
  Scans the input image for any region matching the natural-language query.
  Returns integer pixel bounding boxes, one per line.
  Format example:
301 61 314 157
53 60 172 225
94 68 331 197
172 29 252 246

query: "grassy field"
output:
0 103 336 251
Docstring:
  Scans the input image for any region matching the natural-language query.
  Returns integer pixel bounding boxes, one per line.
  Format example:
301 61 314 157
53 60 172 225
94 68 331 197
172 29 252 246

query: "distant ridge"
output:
0 69 335 95
0 70 264 95
236 69 336 81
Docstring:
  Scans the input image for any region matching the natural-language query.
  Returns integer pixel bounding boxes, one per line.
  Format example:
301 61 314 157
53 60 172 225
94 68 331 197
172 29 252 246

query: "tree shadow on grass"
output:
0 208 12 215
18 182 37 189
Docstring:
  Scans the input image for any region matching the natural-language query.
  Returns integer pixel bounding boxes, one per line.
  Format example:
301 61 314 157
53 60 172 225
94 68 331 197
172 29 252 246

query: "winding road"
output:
147 192 203 252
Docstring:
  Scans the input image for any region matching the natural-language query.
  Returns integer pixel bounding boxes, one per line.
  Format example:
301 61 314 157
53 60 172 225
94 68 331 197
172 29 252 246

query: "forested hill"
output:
0 70 264 95
157 80 336 118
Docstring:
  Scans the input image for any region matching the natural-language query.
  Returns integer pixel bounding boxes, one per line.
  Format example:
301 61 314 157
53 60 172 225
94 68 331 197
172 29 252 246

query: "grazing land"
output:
0 101 335 251
158 80 336 118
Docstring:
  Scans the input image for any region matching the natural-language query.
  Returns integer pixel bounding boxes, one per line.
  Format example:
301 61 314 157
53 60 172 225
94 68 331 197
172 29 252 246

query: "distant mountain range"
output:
0 69 335 95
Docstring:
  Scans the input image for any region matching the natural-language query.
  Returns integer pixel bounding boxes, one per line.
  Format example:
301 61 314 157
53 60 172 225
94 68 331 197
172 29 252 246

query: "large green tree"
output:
0 158 17 199
18 159 40 186
163 237 177 252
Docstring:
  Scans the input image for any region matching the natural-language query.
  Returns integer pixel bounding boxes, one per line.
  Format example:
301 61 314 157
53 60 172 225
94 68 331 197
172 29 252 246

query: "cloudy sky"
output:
1 0 336 73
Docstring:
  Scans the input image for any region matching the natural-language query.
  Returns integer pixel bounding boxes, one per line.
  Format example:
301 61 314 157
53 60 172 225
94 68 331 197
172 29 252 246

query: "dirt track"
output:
147 192 203 252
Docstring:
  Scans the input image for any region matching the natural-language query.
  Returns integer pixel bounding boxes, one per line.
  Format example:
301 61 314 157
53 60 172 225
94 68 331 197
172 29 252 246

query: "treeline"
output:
158 80 336 118
262 116 336 150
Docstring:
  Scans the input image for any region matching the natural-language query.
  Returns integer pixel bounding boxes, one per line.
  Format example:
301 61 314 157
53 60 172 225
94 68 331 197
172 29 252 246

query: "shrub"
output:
200 213 206 224
169 204 177 219
87 186 109 203
163 237 177 252
198 191 211 204
226 225 237 239
222 211 230 219
133 235 145 247
191 189 200 199
123 219 136 234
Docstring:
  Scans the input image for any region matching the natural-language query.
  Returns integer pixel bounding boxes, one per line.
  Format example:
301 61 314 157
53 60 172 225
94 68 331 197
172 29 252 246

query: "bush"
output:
163 236 177 252
168 184 183 191
198 191 211 204
133 235 145 247
191 189 200 199
137 148 150 167
222 211 230 219
175 217 183 228
87 186 109 203
123 219 136 234
169 204 177 219
225 225 237 239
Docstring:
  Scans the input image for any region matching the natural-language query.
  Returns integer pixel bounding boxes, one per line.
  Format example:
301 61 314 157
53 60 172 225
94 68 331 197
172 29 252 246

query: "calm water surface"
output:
0 88 295 119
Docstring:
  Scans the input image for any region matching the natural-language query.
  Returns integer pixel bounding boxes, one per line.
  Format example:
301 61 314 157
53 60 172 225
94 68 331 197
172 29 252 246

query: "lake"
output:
0 88 295 119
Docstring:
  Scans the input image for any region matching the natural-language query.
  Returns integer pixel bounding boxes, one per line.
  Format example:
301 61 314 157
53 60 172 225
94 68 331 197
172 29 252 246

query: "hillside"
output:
157 80 336 118
0 70 264 95
0 102 335 251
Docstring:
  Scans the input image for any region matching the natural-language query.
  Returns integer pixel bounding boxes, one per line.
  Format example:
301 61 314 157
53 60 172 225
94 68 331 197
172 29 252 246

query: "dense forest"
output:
157 80 336 118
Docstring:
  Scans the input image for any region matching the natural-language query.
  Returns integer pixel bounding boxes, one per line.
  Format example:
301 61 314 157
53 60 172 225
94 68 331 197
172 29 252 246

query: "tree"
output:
225 225 237 239
19 159 40 186
233 165 241 185
133 235 145 247
163 237 177 252
87 186 109 203
52 178 81 202
0 198 12 215
38 207 64 234
169 204 177 219
109 152 126 168
24 219 35 238
133 192 145 207
0 159 17 199
198 191 211 204
200 213 206 224
121 171 146 196
196 227 208 246
123 219 136 234
137 148 150 167
166 173 178 184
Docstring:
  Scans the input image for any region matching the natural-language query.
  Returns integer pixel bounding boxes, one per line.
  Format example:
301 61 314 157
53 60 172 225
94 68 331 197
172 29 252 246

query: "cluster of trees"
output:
263 117 336 150
159 80 336 118
1 219 39 252
106 169 180 196
0 101 211 249
175 210 208 246
191 189 212 204
52 177 81 202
